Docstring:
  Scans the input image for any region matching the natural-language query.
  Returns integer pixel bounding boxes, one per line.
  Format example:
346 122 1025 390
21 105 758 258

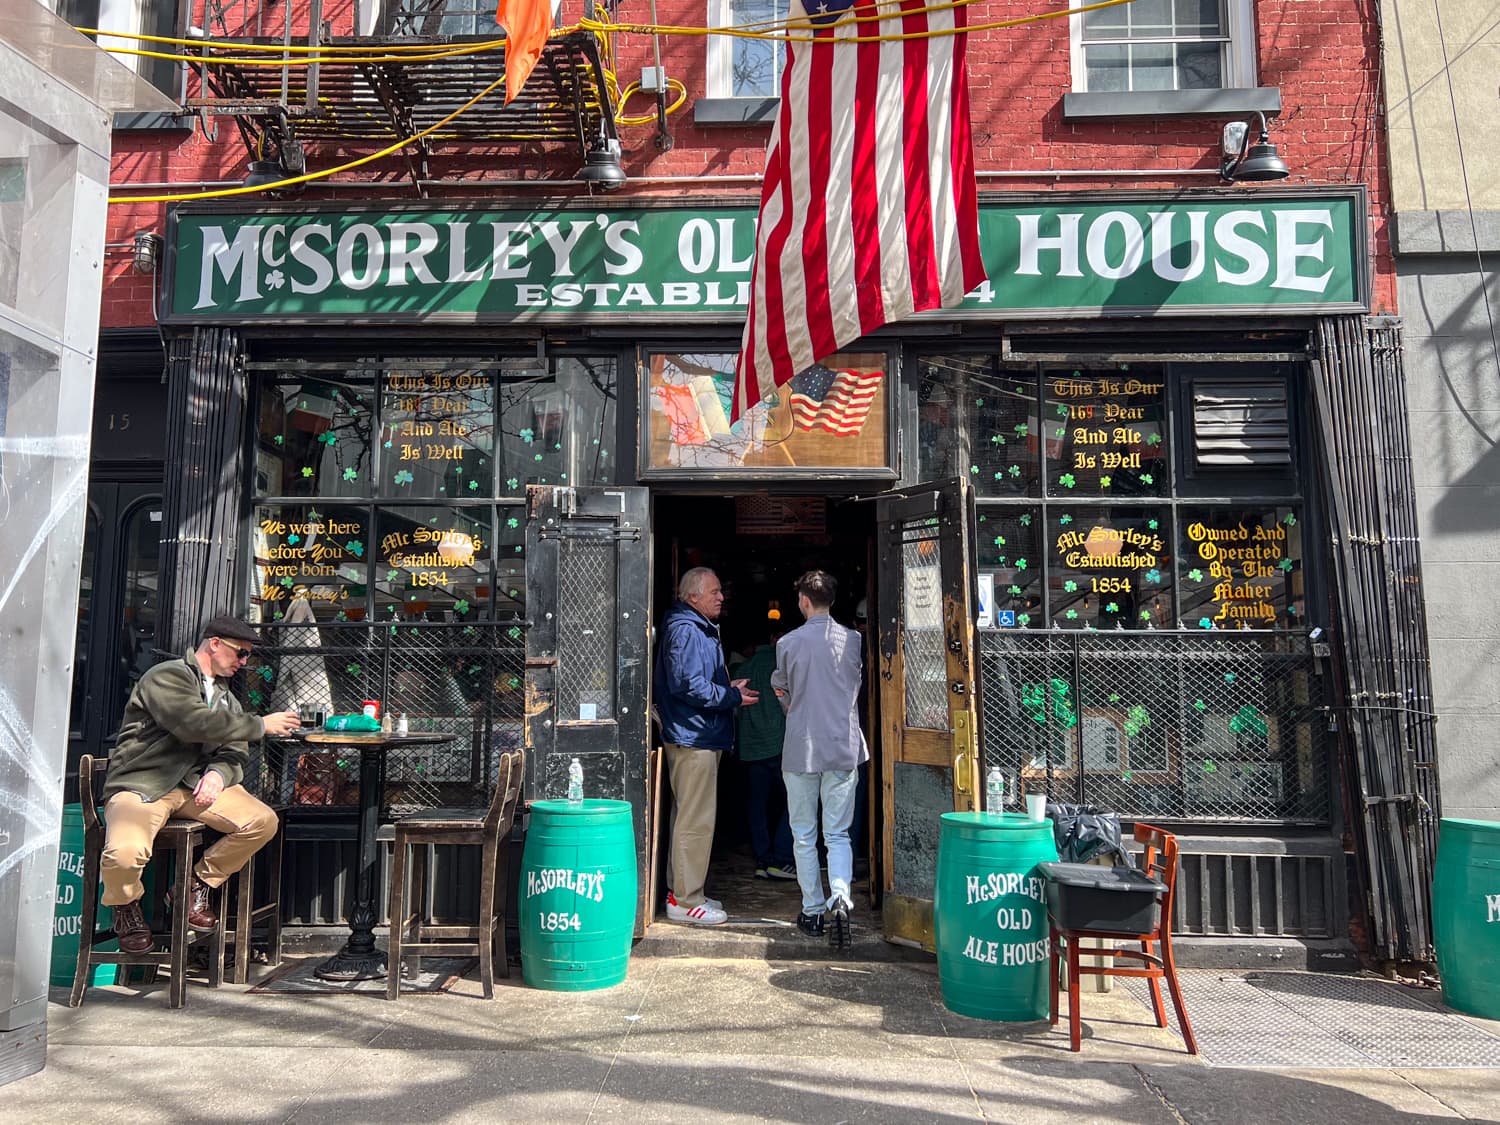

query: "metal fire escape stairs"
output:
180 0 621 193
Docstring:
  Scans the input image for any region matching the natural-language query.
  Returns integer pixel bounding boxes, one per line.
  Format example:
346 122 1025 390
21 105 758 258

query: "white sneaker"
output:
667 898 727 925
668 891 721 911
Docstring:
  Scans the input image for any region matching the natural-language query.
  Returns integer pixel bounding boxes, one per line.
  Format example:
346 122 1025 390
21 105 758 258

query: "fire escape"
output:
180 0 622 191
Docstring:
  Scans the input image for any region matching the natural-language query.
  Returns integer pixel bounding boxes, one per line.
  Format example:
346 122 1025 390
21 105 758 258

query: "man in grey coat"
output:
771 570 868 949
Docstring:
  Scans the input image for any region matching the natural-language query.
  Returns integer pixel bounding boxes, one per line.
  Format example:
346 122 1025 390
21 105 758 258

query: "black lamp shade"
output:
243 159 286 190
577 147 627 190
1234 141 1289 182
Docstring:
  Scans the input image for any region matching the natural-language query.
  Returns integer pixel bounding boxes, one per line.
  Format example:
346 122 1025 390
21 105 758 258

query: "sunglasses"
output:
217 638 253 662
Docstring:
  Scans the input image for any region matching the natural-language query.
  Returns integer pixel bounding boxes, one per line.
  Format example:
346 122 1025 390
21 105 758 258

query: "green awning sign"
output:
165 190 1366 322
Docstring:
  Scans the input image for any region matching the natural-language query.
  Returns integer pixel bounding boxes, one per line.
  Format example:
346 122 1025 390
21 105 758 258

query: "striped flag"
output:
732 0 986 422
788 364 883 435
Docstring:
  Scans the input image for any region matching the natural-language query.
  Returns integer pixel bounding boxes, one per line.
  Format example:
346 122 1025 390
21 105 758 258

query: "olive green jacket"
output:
103 650 266 801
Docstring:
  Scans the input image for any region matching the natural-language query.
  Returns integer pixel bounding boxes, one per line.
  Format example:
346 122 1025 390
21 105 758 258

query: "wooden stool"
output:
213 810 285 984
385 749 523 999
70 755 222 1009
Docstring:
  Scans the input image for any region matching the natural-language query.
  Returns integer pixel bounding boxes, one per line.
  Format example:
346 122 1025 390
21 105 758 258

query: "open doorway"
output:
649 492 881 932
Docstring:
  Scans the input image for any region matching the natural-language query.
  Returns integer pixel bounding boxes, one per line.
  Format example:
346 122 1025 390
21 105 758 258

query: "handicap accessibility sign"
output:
997 610 1016 628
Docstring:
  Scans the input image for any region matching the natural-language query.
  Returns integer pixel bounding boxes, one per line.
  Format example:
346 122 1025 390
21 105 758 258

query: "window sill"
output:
1062 88 1282 120
693 97 779 127
113 111 194 132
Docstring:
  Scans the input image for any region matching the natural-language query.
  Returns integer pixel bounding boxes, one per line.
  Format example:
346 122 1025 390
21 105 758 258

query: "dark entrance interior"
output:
648 492 881 927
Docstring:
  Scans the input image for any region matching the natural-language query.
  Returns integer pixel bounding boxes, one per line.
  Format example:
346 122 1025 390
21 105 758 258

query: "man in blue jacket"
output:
655 567 759 925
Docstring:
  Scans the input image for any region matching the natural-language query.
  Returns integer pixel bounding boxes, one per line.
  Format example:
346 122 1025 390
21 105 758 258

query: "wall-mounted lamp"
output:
576 129 627 191
131 231 163 274
1220 112 1289 182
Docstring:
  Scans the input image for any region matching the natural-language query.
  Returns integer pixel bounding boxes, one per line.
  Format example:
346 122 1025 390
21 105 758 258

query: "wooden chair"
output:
1048 823 1198 1054
385 748 524 1000
212 809 285 984
71 755 221 1009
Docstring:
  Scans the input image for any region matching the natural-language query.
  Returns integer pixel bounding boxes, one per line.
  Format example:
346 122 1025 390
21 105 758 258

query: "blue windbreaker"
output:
654 600 739 750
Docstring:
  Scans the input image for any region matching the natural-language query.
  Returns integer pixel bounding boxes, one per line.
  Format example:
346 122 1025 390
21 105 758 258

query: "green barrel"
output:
934 811 1059 1021
519 799 637 992
51 804 117 989
1432 817 1500 1020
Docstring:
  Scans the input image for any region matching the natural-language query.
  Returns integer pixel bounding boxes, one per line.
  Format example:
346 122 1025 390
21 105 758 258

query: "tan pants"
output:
665 744 720 907
100 785 279 907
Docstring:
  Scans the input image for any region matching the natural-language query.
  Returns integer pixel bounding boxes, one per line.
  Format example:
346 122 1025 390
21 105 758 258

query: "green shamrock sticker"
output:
1202 759 1218 773
259 666 274 682
386 569 400 582
1193 699 1207 711
507 478 519 490
991 434 1003 444
508 517 519 529
1007 584 1022 596
1015 558 1028 570
248 689 263 706
1099 475 1112 488
1278 559 1294 572
971 465 980 475
1109 692 1121 703
520 428 534 443
1055 426 1066 438
319 432 337 446
1148 519 1158 530
280 576 294 588
1140 610 1152 621
1008 465 1021 478
347 663 361 676
1059 514 1072 525
301 467 314 478
454 599 470 615
1065 609 1079 620
1146 569 1161 584
469 480 480 490
1140 473 1153 485
1013 423 1029 437
508 626 522 640
287 533 300 546
346 540 364 557
975 398 985 407
1105 601 1118 613
1057 404 1069 417
1019 513 1032 527
1198 617 1213 629
1283 512 1297 526
394 470 414 485
1064 580 1078 593
1224 672 1237 684
1146 433 1162 445
1017 613 1031 626
1188 568 1204 582
342 468 358 481
273 435 284 446
1059 473 1076 488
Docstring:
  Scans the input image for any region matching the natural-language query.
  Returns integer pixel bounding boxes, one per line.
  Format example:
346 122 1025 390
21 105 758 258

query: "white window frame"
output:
707 0 789 100
1068 0 1258 93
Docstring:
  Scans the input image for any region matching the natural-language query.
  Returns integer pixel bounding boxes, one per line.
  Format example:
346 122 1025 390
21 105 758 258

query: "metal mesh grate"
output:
555 537 616 721
979 631 1331 823
1123 971 1500 1068
234 621 523 814
901 521 949 731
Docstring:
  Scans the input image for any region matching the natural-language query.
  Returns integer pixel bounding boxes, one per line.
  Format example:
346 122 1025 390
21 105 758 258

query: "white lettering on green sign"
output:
1488 892 1499 923
172 197 1363 319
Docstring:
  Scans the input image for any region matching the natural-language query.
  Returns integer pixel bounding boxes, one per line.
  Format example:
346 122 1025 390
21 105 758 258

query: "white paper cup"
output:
1026 794 1047 822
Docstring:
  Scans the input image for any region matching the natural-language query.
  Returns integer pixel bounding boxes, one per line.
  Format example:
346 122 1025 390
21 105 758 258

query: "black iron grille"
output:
234 620 524 814
979 631 1332 824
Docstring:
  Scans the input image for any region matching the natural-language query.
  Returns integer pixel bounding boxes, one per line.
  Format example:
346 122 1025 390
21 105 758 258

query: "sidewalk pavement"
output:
10 927 1500 1125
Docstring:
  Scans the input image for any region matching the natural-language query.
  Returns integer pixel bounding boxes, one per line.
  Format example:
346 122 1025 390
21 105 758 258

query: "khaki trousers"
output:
664 744 720 907
100 785 279 907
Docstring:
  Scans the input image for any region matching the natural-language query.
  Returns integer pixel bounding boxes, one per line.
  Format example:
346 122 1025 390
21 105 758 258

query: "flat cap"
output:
199 614 261 644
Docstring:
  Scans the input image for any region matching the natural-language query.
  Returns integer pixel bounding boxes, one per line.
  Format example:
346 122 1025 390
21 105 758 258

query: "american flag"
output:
732 0 986 422
788 364 883 435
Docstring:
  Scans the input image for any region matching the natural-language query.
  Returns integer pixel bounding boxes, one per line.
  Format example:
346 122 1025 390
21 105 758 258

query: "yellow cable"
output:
615 78 688 126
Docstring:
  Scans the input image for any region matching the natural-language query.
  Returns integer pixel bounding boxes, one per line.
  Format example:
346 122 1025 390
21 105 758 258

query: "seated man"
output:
100 614 301 953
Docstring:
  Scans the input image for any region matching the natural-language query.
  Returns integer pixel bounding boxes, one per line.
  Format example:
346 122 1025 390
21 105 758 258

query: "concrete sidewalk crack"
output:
1391 1071 1473 1120
1131 1065 1191 1125
584 961 662 1123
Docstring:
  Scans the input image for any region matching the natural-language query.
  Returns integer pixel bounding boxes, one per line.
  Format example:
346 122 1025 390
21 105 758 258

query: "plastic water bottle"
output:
986 768 1005 816
567 757 584 804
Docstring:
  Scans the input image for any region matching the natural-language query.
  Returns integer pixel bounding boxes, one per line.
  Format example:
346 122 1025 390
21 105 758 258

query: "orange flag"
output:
497 0 553 104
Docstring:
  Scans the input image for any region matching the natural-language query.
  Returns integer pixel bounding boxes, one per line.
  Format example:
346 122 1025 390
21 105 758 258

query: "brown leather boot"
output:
185 877 218 934
112 900 153 954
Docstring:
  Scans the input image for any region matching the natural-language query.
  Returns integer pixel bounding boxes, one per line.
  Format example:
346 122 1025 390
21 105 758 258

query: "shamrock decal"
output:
1193 698 1207 712
1105 601 1119 613
1145 569 1161 584
508 517 519 529
347 663 362 676
1057 404 1069 417
1146 433 1162 445
280 576 294 588
469 480 480 490
319 431 337 446
1017 613 1031 626
394 470 414 485
1065 609 1079 620
273 434 284 446
346 540 364 557
1007 585 1022 596
1187 568 1204 582
1278 559 1294 572
1140 473 1153 485
507 478 519 490
1013 423 1029 437
454 599 471 615
1198 617 1214 629
258 665 274 682
1283 512 1297 526
287 533 301 546
342 468 358 481
1148 518 1158 530
386 569 400 582
1059 473 1076 489
1064 580 1078 593
1019 513 1032 527
1140 610 1152 621
1055 426 1066 438
1059 514 1072 525
1224 672 1237 684
1099 475 1112 488
301 467 314 478
1015 558 1028 571
520 428 534 443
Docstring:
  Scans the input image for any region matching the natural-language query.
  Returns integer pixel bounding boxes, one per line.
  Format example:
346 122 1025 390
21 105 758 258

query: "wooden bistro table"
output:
290 730 457 981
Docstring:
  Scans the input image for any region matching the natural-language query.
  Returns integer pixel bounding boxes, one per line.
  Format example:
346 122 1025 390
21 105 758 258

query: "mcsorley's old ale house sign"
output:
165 190 1368 323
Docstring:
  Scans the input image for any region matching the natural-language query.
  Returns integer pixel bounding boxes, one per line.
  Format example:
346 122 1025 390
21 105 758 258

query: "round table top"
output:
288 729 458 746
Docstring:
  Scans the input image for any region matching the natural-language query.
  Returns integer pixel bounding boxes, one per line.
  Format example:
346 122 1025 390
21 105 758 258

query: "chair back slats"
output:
484 749 525 834
78 755 108 831
1132 822 1180 936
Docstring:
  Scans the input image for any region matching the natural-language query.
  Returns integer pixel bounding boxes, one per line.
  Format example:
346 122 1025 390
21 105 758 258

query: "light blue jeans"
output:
783 768 858 915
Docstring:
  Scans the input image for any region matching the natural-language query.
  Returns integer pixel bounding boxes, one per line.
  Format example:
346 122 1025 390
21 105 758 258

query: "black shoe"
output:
826 902 852 950
796 911 825 937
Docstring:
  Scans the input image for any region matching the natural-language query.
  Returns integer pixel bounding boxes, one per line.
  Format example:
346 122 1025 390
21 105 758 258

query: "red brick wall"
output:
102 0 1392 326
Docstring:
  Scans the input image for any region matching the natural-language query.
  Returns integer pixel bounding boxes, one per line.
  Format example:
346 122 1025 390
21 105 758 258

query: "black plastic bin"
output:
1039 861 1167 935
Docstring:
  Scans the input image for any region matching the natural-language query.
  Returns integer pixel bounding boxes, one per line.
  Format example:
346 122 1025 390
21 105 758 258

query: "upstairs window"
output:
1071 0 1256 93
48 0 179 95
708 0 790 99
